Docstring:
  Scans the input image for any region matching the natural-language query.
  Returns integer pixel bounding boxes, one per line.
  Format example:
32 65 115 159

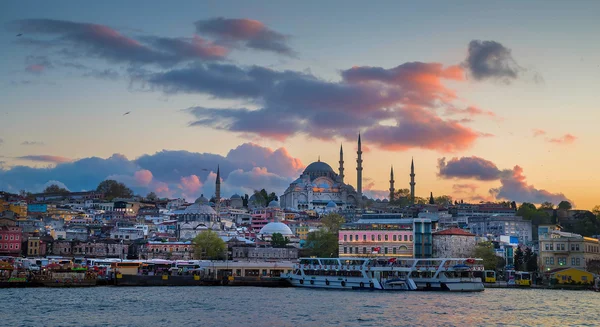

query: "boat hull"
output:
414 280 484 292
286 276 414 291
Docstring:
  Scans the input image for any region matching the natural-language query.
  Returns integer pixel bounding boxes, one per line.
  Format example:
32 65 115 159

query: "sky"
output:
0 1 599 208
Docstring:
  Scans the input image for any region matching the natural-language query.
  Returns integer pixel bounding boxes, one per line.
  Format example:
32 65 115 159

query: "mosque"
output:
280 134 417 211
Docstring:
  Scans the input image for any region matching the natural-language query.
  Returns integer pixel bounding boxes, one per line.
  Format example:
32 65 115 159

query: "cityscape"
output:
1 1 600 326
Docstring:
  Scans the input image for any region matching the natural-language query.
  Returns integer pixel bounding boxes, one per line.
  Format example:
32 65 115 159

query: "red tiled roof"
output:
434 228 475 236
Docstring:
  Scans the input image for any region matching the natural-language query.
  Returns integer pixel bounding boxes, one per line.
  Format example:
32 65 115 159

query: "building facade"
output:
432 228 477 258
468 216 532 244
538 227 600 271
0 219 22 257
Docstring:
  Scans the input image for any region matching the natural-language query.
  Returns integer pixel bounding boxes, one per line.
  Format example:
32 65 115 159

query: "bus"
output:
484 270 496 283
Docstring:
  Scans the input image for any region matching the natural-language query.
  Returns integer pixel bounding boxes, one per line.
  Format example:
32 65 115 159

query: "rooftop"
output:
434 228 475 236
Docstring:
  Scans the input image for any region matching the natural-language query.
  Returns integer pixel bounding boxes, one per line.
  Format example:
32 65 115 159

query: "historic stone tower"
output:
410 158 416 204
339 144 344 183
356 133 363 200
215 165 221 218
389 166 395 202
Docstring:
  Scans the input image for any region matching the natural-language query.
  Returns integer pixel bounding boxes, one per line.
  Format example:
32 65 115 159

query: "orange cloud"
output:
548 134 576 144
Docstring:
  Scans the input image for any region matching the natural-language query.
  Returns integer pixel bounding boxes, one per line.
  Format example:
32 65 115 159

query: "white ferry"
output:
285 257 484 292
285 257 417 291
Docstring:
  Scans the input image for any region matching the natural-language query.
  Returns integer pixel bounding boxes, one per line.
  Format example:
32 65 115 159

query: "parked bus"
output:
514 271 532 286
484 270 496 283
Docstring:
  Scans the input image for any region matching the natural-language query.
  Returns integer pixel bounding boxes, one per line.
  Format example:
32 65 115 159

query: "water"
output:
1 287 597 327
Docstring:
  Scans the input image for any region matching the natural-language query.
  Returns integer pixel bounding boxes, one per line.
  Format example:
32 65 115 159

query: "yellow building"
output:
296 225 310 240
548 267 594 284
538 228 600 271
27 236 41 256
285 212 296 220
8 201 28 218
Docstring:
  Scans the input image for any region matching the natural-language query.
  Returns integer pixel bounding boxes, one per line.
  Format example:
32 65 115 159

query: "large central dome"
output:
303 161 334 174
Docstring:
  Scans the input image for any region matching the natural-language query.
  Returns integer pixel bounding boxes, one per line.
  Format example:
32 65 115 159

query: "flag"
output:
373 247 381 254
388 258 397 263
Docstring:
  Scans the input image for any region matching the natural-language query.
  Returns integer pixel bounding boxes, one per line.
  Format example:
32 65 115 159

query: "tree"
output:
539 202 554 210
592 205 600 217
557 201 572 210
517 203 551 240
242 194 249 207
304 230 339 257
271 233 290 248
514 247 524 271
192 230 226 260
434 195 453 206
146 192 157 201
586 259 600 275
44 184 69 194
473 242 499 271
320 213 345 233
523 247 537 272
96 180 133 200
570 211 600 237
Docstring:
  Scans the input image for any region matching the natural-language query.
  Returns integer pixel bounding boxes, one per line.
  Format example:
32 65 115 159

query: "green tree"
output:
304 230 339 257
523 247 537 272
192 230 226 260
539 202 554 210
514 247 524 271
43 184 69 194
473 242 499 271
146 192 158 201
96 180 134 200
434 195 453 206
242 194 249 207
320 213 345 233
570 211 600 237
592 205 600 217
557 201 572 210
517 203 551 240
271 232 290 248
586 259 600 275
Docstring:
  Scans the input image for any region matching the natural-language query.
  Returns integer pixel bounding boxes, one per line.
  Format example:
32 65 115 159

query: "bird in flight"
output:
16 33 22 37
123 111 131 116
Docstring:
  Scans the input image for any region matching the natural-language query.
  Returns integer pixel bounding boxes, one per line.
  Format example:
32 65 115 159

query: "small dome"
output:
326 201 337 208
259 222 293 236
303 161 334 174
195 194 209 205
268 200 280 208
376 199 382 203
231 194 241 199
382 199 389 203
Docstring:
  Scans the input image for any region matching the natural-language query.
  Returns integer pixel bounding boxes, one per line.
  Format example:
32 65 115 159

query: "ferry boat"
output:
285 257 418 291
285 257 485 292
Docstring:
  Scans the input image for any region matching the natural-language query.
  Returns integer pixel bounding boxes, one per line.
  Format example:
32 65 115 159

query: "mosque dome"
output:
195 194 209 205
326 201 337 208
259 222 293 236
303 161 334 174
382 199 389 203
231 194 241 199
268 200 280 208
184 203 216 215
248 193 264 208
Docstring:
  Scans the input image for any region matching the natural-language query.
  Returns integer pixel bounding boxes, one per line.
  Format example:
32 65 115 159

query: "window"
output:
371 235 375 241
363 247 366 254
571 244 575 251
393 248 396 254
343 247 347 254
349 235 353 242
550 257 554 265
549 244 554 250
404 235 407 241
344 235 347 241
571 258 576 265
349 247 353 254
363 235 366 241
409 235 413 241
393 235 397 241
378 235 381 241
385 235 388 241
576 258 581 265
9 235 13 240
560 244 565 251
355 235 359 241
558 257 566 266
384 247 388 254
545 257 550 265
355 247 359 254
545 244 550 251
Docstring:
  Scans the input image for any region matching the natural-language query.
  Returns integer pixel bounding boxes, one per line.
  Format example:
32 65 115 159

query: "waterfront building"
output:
449 203 516 218
545 267 594 284
538 226 600 271
468 216 532 245
432 228 477 258
339 214 416 258
143 241 192 260
280 137 364 211
0 217 22 257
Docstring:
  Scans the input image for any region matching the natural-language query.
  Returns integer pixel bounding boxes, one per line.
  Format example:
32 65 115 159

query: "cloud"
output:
42 180 70 192
463 40 523 82
490 165 571 205
452 183 479 194
444 106 496 118
438 156 502 180
0 143 302 201
11 19 227 66
362 177 388 199
548 133 576 145
0 138 3 146
532 129 546 137
83 69 120 80
24 55 53 74
195 17 295 56
16 155 73 163
21 141 45 146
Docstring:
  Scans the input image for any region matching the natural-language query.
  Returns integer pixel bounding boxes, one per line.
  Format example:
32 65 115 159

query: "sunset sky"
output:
1 1 599 209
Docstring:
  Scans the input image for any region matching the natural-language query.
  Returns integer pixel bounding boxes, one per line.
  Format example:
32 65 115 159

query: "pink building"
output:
0 223 22 257
338 229 414 258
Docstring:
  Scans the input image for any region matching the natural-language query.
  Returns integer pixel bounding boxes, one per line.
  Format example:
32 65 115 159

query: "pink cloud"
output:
445 105 496 118
178 174 203 195
548 133 576 144
452 183 479 194
26 64 45 73
490 165 571 205
134 169 153 186
532 128 546 137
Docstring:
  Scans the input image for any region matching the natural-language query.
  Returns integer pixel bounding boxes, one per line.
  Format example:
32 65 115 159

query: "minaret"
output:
410 158 416 204
339 144 344 183
429 192 434 205
356 133 363 200
215 165 221 223
389 166 395 202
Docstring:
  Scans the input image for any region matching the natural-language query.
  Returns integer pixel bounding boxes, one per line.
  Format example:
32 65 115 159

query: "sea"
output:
1 287 597 327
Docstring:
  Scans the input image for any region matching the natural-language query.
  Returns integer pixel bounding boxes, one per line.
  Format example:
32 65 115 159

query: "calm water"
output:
1 287 598 327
